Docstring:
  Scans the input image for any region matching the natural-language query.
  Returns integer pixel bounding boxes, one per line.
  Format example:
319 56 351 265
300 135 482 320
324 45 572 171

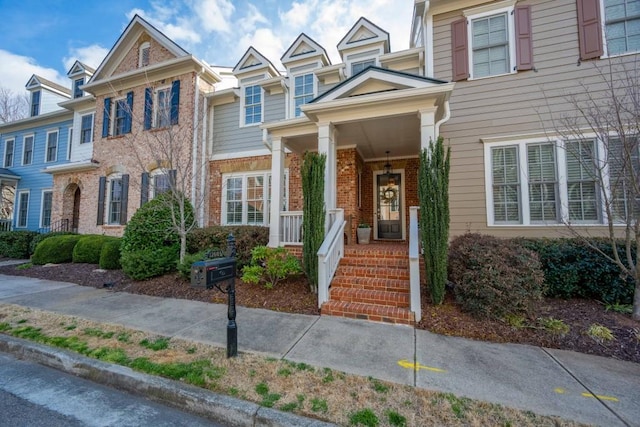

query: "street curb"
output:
0 335 335 427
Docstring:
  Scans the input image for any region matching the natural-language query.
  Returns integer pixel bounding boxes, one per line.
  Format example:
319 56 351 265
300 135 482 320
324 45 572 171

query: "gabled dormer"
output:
337 17 390 77
233 47 280 126
281 34 330 118
25 75 71 117
67 61 95 99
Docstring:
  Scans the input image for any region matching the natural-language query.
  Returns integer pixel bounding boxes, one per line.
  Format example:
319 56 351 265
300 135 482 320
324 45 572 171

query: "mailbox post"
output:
190 233 238 357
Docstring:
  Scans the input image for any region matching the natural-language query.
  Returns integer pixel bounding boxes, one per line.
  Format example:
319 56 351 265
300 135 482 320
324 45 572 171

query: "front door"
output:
72 188 81 232
376 173 402 239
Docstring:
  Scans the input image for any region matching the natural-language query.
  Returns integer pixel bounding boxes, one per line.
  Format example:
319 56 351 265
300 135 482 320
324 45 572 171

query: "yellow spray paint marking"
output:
554 388 566 394
397 359 446 373
581 393 619 402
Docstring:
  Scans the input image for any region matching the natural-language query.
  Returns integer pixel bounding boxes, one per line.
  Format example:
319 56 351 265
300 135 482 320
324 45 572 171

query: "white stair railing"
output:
317 209 345 307
280 211 303 245
409 206 422 322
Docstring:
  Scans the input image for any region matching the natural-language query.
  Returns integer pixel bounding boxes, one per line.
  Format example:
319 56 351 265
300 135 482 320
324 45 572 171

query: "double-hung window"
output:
113 99 128 136
471 12 510 78
22 135 34 165
604 0 640 55
565 140 599 222
31 90 40 117
41 191 52 228
45 131 58 163
17 191 29 228
491 146 521 223
223 171 288 226
108 177 123 225
608 137 640 220
4 139 14 167
153 172 170 196
73 78 84 98
155 87 171 128
293 74 314 117
80 114 94 144
527 144 559 222
243 85 262 125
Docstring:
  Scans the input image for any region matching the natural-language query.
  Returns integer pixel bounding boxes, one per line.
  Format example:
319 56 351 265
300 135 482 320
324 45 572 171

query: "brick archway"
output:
62 183 81 232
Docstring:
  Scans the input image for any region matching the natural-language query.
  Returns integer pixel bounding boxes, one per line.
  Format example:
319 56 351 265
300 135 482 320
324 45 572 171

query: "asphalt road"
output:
0 353 224 427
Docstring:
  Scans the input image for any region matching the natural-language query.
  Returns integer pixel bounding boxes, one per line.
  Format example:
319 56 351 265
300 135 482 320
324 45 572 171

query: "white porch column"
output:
419 108 436 150
268 137 284 247
318 123 336 233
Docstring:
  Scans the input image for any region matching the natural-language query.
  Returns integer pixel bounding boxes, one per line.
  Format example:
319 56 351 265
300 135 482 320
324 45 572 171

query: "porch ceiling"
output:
284 113 420 160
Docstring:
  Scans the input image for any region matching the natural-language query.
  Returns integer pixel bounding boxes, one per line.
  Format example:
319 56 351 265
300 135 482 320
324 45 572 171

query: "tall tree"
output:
419 136 451 305
0 87 29 123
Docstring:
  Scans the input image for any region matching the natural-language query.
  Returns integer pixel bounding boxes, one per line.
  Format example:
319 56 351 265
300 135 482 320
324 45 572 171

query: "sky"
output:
0 0 415 96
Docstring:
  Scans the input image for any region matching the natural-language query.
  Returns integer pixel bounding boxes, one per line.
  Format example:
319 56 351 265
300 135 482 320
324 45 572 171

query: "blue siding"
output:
0 116 73 230
264 92 285 122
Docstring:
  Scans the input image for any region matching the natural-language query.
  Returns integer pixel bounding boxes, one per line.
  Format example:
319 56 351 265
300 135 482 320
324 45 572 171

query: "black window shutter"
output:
140 172 149 206
120 174 129 225
170 80 180 125
451 18 469 81
102 98 111 137
144 88 153 130
515 5 534 71
124 91 134 134
169 169 177 189
97 176 106 225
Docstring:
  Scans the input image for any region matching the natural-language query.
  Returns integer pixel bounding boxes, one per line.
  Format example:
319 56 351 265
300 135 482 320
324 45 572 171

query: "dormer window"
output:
293 73 315 117
139 42 150 67
73 78 84 98
243 85 262 125
351 59 376 76
30 90 40 117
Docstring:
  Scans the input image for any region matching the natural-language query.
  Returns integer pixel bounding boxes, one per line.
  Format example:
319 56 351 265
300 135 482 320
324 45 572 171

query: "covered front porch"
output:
263 67 454 322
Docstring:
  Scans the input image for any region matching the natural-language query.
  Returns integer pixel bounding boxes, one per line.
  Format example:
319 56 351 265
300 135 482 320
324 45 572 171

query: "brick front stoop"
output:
321 243 415 325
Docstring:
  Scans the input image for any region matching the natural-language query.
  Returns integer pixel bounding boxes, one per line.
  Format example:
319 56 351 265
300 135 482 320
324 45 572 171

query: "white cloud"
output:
0 50 66 96
193 0 235 33
63 44 110 72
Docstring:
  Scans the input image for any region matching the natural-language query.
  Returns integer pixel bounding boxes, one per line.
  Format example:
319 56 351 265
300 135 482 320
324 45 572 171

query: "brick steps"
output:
321 244 414 326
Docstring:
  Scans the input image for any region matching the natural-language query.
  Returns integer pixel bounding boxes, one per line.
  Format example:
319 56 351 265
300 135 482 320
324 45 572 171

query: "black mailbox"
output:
191 257 236 289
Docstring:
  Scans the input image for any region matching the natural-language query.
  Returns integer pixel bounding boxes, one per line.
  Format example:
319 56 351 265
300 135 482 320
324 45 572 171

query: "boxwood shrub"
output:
120 246 179 280
32 234 83 265
448 233 545 320
517 237 635 304
0 230 39 259
99 239 122 270
72 235 120 264
29 231 76 256
187 226 269 270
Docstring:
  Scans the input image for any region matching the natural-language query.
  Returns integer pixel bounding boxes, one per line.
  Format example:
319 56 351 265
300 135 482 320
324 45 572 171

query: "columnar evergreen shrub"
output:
301 151 326 293
99 239 122 270
419 136 451 305
0 231 38 259
72 235 119 264
448 233 545 319
32 234 83 265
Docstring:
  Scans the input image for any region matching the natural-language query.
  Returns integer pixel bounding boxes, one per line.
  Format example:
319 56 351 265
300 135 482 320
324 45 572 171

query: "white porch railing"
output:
317 208 345 308
280 211 303 245
0 219 11 232
409 206 422 322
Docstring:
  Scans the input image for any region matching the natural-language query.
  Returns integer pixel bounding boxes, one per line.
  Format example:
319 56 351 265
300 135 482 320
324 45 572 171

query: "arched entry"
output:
62 183 81 232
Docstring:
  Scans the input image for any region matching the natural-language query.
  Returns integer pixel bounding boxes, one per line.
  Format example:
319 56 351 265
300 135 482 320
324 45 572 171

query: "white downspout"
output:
199 95 208 226
434 99 450 139
191 74 200 209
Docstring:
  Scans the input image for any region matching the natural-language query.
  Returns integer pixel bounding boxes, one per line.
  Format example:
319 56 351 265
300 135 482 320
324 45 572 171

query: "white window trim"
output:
111 97 128 136
240 84 264 127
290 72 317 118
45 129 59 163
16 190 29 228
21 134 34 166
221 170 289 226
465 4 517 80
483 135 626 227
149 168 170 199
39 189 53 229
153 85 172 128
67 127 73 160
139 42 150 67
80 113 94 144
599 0 640 58
4 138 15 168
345 48 382 78
105 173 123 225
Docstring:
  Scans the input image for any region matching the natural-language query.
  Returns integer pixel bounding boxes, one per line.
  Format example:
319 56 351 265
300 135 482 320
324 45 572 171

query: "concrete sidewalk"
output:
0 267 638 426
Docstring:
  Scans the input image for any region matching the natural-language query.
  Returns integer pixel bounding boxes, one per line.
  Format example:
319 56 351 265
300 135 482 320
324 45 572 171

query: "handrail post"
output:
409 206 421 322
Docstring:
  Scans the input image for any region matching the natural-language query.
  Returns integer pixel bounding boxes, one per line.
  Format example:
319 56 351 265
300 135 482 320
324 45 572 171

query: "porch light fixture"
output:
383 151 392 176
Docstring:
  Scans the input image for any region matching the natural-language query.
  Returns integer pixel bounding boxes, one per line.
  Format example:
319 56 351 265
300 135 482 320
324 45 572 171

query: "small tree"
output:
301 151 326 293
0 86 29 124
418 136 451 305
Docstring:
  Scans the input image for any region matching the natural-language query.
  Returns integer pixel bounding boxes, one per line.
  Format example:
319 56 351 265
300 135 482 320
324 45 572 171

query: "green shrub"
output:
121 192 194 253
0 230 39 259
177 251 207 280
120 246 179 280
99 239 122 270
241 246 302 288
29 231 76 256
518 238 635 304
448 233 545 320
32 234 83 265
187 226 269 270
72 235 119 264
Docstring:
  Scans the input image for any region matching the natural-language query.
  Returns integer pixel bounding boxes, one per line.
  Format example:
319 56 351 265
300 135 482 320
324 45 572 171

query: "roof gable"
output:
312 67 447 103
233 47 280 77
337 17 390 55
90 14 189 82
67 60 95 78
25 75 71 96
281 33 330 66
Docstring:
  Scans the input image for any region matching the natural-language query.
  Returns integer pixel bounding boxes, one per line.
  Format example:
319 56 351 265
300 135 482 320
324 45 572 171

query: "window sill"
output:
600 50 640 60
468 70 517 81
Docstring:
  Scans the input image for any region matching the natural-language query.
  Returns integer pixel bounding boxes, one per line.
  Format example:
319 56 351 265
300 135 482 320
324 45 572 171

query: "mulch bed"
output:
0 261 637 363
